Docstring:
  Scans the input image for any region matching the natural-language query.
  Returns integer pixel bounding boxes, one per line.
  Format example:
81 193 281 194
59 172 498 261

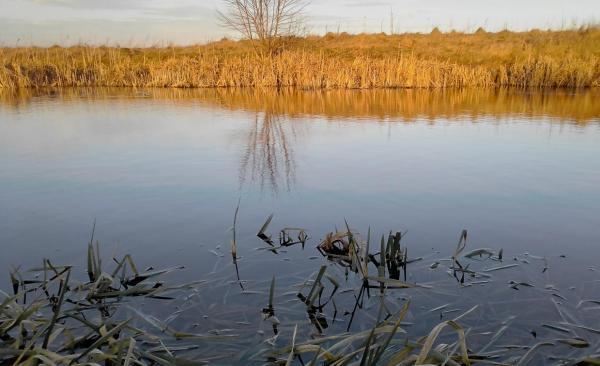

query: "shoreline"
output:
2 87 599 124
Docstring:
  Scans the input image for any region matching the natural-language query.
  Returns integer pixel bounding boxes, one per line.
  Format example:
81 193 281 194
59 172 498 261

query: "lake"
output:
1 88 600 364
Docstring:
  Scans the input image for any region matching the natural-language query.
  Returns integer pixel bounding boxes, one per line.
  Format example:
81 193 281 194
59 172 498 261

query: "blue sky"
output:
0 0 598 46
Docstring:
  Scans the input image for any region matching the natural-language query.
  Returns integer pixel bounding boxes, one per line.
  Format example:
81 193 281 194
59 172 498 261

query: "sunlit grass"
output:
1 27 599 89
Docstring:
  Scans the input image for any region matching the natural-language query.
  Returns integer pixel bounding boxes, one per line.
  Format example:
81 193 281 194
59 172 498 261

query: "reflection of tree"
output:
239 112 299 195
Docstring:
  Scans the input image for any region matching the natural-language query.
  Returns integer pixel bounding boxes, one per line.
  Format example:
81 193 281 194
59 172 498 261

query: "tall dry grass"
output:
1 28 599 89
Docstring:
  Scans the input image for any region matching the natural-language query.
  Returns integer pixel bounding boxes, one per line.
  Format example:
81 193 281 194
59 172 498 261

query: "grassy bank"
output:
1 28 599 89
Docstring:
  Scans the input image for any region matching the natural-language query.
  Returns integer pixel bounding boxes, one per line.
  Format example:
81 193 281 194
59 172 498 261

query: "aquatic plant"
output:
4 215 600 365
0 241 214 365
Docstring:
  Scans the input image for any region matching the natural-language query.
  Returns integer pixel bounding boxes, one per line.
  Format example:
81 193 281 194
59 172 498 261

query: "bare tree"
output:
218 0 307 54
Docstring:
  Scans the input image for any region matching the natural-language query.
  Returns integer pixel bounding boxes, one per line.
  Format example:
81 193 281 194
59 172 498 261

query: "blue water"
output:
1 88 600 363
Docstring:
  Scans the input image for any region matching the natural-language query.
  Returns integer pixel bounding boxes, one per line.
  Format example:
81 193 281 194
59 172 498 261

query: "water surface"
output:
1 88 600 363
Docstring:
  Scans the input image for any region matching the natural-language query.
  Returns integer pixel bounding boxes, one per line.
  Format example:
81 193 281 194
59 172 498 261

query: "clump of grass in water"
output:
4 215 600 365
0 232 215 365
231 198 244 290
273 282 476 366
257 213 309 250
267 221 600 365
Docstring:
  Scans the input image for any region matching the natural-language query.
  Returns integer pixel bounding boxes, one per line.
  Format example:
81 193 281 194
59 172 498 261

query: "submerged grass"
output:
1 28 599 89
0 244 211 365
4 214 600 365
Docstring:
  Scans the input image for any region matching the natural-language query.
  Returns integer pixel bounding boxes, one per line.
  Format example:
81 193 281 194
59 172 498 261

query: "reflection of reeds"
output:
2 87 598 124
198 88 600 124
1 28 599 89
239 111 299 194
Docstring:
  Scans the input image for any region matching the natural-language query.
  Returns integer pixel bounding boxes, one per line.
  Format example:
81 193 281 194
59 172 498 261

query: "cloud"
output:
1 0 599 45
15 0 218 20
142 4 215 21
26 0 152 10
345 1 392 7
25 0 218 12
0 17 223 46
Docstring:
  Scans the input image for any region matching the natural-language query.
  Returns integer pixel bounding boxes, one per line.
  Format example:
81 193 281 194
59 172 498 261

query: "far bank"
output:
1 28 599 89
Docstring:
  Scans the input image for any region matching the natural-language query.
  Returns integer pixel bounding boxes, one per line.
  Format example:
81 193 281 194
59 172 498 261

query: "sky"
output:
0 0 598 46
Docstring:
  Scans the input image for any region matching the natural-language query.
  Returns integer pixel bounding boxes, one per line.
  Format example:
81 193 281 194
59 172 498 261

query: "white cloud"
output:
0 0 598 45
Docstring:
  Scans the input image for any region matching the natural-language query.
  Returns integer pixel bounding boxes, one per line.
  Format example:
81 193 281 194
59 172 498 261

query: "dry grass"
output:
1 27 599 89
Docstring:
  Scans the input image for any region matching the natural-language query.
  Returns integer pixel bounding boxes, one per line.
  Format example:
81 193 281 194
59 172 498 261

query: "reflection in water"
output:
197 88 600 124
2 87 598 197
1 87 599 124
2 87 600 364
239 111 300 195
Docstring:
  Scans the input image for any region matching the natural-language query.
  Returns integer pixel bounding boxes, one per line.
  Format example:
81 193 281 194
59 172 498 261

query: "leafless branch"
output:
218 0 308 54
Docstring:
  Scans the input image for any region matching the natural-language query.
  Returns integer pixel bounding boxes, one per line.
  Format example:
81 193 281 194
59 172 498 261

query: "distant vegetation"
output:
1 27 599 89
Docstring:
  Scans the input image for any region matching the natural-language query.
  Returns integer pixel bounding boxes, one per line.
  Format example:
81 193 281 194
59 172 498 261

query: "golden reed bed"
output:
1 28 599 89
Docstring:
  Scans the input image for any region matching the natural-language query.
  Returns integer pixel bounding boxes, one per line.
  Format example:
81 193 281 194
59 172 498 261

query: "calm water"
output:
1 88 600 363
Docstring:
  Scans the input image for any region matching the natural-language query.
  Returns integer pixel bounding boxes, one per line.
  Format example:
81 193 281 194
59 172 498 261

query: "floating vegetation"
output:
262 276 280 335
279 229 309 248
232 199 244 290
257 214 309 250
3 217 600 365
0 242 215 365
